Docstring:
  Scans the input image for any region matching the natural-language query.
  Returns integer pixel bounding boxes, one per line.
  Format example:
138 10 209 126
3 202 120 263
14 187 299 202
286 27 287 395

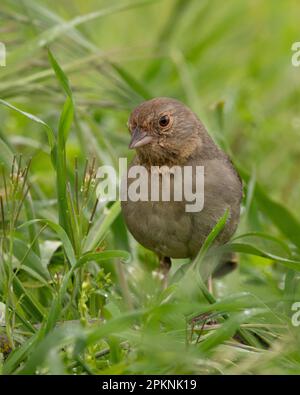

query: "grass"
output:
1 0 300 374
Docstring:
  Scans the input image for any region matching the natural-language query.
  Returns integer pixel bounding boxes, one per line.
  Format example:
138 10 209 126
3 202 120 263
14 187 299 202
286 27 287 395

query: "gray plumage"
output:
121 97 242 261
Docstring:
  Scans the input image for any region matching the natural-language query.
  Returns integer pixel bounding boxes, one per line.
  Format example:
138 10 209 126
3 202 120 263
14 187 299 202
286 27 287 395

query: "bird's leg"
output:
205 254 238 295
207 275 213 294
157 256 171 289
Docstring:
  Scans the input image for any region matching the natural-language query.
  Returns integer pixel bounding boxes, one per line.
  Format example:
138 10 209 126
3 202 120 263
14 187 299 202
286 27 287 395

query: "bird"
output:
121 97 242 282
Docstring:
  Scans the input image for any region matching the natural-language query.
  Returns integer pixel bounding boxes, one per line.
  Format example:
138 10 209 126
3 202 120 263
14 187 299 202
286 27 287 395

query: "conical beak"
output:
129 127 153 149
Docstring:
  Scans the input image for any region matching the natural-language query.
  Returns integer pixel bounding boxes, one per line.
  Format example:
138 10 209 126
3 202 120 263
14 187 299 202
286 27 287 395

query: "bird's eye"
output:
159 115 170 128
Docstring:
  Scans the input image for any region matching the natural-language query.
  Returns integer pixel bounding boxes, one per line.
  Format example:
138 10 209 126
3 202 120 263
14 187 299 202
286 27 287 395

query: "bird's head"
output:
127 97 202 165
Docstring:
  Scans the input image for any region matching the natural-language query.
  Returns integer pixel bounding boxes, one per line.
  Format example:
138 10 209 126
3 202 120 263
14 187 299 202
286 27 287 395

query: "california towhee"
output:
121 97 242 278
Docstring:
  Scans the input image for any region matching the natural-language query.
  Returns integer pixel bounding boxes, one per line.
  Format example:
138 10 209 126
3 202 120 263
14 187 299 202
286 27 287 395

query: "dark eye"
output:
159 115 170 128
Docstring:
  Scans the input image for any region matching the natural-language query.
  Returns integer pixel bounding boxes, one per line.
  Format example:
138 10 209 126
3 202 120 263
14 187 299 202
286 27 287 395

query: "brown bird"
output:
121 97 242 280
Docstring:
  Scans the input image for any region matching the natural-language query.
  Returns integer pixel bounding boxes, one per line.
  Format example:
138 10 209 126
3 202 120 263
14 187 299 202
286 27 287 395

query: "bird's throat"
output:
136 136 201 167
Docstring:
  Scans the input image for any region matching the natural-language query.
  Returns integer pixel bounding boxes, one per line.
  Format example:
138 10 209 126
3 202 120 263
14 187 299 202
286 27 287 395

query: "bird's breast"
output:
121 157 242 259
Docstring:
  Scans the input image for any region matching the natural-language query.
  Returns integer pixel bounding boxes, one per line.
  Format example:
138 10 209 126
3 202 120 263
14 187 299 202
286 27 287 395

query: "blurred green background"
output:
1 0 300 375
1 0 300 210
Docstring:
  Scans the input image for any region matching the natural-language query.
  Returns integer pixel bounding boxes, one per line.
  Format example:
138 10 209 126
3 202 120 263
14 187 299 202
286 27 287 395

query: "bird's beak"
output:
129 127 153 149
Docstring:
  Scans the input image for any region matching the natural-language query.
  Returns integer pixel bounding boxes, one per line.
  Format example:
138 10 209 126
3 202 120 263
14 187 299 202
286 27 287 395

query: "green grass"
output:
1 0 300 374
